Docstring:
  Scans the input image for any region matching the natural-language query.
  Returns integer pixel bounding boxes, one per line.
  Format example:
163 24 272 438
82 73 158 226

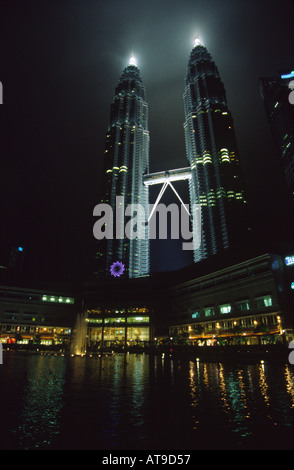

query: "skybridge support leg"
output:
148 181 190 223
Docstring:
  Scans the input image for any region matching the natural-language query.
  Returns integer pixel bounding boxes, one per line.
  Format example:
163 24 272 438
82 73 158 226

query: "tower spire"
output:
194 34 203 48
129 51 137 66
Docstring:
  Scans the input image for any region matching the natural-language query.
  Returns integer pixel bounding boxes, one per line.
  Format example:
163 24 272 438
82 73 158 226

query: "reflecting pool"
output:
0 351 294 450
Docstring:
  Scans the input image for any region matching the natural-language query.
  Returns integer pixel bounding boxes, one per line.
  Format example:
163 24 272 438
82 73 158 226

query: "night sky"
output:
0 0 294 282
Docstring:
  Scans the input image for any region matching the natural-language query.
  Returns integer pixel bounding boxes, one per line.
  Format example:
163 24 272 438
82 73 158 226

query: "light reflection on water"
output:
16 355 66 449
0 352 294 450
0 353 66 449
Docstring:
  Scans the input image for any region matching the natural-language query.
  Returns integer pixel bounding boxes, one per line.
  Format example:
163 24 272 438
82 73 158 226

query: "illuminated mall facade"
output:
80 277 153 350
73 251 294 349
85 307 150 349
166 253 294 346
0 250 294 350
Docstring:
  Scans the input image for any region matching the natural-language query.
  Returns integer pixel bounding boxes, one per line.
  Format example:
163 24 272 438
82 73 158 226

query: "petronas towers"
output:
94 40 247 278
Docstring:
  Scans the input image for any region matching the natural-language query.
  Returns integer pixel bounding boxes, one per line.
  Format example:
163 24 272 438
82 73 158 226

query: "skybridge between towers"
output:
143 167 192 222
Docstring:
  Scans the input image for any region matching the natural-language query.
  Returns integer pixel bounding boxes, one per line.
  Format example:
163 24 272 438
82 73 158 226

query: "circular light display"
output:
110 261 125 277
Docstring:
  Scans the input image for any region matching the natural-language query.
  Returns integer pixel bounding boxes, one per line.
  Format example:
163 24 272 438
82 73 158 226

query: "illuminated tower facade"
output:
183 38 247 263
94 57 150 278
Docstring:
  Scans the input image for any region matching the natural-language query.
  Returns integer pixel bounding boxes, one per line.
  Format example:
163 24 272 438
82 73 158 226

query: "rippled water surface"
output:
1 351 294 450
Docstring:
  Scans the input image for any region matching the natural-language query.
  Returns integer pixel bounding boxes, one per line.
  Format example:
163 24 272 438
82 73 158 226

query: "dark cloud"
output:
0 0 293 279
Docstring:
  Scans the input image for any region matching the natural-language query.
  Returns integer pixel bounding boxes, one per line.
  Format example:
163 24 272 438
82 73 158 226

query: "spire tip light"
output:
194 35 203 48
129 55 137 67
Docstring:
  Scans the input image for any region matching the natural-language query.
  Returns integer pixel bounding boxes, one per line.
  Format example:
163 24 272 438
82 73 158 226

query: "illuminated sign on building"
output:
192 312 200 319
285 256 294 266
281 71 294 80
42 295 74 304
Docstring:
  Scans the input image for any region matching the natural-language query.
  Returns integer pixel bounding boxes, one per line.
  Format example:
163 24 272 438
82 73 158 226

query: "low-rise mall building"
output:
166 253 293 346
0 251 293 351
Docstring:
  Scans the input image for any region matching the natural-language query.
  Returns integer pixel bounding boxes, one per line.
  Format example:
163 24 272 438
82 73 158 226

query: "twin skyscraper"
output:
94 38 248 279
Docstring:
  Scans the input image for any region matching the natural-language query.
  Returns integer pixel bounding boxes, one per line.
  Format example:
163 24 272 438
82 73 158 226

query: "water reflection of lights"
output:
285 365 294 408
188 361 253 437
219 366 250 436
258 361 270 407
189 361 200 429
219 364 231 416
16 356 66 449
